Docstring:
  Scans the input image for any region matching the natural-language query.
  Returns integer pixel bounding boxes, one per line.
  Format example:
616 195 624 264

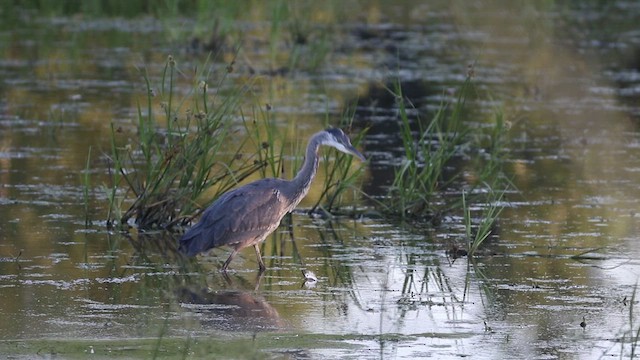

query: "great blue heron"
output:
179 128 366 272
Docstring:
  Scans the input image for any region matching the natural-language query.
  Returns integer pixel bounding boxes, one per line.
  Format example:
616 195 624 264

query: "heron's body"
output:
179 128 365 271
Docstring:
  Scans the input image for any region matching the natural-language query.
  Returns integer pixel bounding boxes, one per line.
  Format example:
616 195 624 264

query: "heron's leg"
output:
254 270 264 291
254 244 266 272
221 270 233 285
221 249 238 272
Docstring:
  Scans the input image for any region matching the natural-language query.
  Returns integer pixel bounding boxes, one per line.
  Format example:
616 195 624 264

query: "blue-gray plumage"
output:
179 128 366 272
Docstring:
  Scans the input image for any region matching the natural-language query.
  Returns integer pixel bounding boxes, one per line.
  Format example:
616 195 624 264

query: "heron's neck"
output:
290 135 322 201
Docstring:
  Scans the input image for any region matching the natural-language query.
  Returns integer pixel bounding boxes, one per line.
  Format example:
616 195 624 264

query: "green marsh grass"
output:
463 105 512 256
263 1 333 73
462 188 504 256
383 75 510 255
105 55 264 230
386 78 470 219
244 106 284 179
104 54 365 232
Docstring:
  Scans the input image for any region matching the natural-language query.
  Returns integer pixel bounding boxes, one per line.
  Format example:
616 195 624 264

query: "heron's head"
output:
321 128 366 161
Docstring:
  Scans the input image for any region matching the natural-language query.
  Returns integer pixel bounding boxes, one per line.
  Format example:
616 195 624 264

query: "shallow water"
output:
2 1 640 359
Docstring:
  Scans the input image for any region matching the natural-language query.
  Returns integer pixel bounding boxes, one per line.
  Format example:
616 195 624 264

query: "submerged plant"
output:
104 55 264 230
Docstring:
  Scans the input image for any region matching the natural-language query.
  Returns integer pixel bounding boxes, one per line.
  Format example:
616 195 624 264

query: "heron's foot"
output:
254 270 264 291
221 250 237 273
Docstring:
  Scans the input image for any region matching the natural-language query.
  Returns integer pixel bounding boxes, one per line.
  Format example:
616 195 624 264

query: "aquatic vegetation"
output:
105 55 264 230
243 107 284 180
463 106 511 256
379 75 511 256
463 188 504 257
385 77 471 219
462 104 515 256
103 55 369 231
267 1 334 73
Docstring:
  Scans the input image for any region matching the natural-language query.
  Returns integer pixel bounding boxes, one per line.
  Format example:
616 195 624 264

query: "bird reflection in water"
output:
176 286 286 332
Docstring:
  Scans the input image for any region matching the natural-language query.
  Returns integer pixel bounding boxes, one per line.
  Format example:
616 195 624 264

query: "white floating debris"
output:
302 269 317 283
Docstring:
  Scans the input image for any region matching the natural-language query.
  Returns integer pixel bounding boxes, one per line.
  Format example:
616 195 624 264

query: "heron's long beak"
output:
348 145 366 162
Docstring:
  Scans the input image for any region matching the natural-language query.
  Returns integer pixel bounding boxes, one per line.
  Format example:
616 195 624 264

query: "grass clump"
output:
105 55 264 230
385 77 471 220
381 74 511 255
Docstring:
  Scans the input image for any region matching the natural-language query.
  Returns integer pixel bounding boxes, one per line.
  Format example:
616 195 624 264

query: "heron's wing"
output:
189 179 291 251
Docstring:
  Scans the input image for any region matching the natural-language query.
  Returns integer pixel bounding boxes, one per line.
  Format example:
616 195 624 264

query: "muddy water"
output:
2 2 640 359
